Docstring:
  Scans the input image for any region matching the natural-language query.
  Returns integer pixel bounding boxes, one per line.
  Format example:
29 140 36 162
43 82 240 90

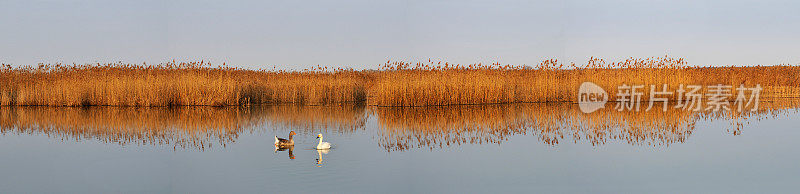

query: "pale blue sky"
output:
1 0 798 70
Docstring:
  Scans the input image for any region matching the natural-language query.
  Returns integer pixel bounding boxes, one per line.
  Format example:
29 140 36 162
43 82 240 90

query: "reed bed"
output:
0 62 368 106
1 56 798 107
374 57 800 106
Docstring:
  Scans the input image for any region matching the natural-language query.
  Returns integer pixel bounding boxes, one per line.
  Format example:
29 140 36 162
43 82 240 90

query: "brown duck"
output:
274 131 296 146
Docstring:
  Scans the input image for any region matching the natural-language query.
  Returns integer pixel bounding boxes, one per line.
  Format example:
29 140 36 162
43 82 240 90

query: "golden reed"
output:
1 56 798 107
374 57 800 106
0 62 368 106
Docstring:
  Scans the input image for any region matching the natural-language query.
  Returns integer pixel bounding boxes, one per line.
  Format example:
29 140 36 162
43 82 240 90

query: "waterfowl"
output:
315 134 331 150
275 131 296 146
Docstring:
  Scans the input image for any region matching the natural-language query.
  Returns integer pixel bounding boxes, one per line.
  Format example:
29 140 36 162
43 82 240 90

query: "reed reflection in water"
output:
260 105 367 135
375 100 800 151
0 105 367 150
0 107 265 150
0 100 797 151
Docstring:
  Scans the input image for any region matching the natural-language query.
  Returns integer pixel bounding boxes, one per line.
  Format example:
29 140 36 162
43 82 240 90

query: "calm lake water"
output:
1 102 799 193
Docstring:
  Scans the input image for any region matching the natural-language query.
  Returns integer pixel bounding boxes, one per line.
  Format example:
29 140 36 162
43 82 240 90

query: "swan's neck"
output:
317 137 323 145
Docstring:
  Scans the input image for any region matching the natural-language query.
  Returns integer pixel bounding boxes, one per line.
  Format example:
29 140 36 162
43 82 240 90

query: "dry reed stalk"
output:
1 57 798 107
0 62 368 106
373 57 800 106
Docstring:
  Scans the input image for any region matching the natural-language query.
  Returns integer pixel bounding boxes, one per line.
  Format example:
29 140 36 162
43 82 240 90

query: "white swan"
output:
316 134 331 150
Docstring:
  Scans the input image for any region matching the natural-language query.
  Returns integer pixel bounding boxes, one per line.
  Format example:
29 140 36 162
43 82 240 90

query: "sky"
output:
1 0 799 70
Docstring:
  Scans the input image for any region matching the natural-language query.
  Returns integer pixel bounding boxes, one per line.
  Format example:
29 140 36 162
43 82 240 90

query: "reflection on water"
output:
0 107 264 150
274 145 295 160
261 105 367 135
315 149 329 167
0 105 367 150
377 100 800 151
0 100 798 151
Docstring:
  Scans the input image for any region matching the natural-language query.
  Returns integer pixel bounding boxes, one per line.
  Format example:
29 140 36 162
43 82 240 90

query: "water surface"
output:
1 102 799 193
